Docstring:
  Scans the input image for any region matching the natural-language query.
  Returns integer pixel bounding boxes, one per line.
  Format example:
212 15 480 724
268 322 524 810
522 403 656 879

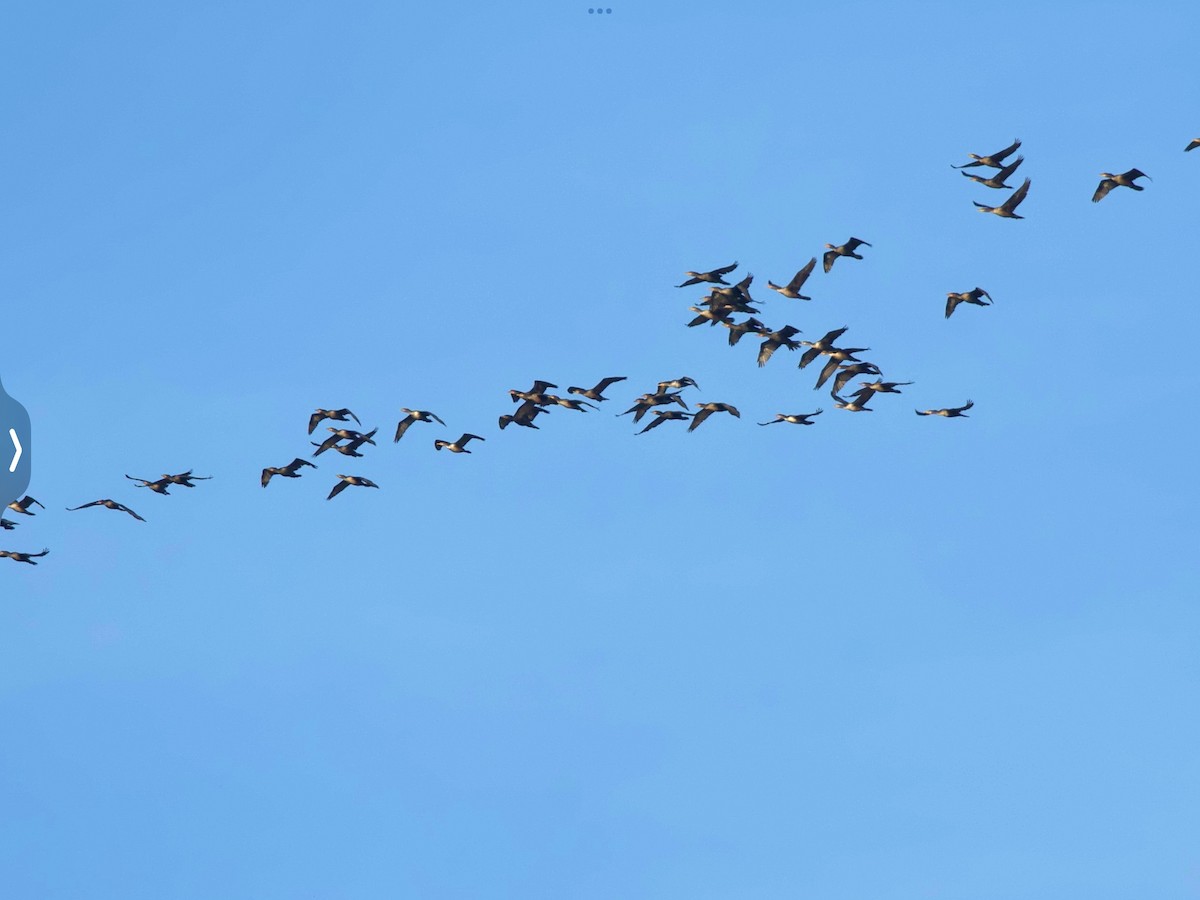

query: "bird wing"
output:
125 475 150 485
945 294 961 318
293 458 316 470
959 400 974 412
461 433 486 445
1186 139 1200 152
757 340 778 367
394 414 416 442
346 409 361 426
308 411 324 434
530 380 557 393
1006 178 1030 209
723 404 740 417
846 237 871 250
788 257 817 291
428 412 446 426
815 356 840 389
261 468 276 488
327 480 349 500
996 155 1024 182
822 250 836 273
711 261 738 276
993 138 1021 162
595 376 626 392
116 503 146 521
1092 178 1115 203
687 408 713 431
67 501 103 511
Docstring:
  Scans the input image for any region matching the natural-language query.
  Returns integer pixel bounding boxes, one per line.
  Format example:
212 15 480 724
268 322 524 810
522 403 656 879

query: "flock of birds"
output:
4 135 1197 566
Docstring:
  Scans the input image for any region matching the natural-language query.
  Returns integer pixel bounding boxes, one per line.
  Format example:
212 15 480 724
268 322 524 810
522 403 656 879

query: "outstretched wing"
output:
67 501 103 511
1006 178 1030 209
687 408 713 431
992 138 1021 162
327 480 349 501
945 294 961 319
822 250 836 273
788 257 817 291
116 503 146 522
595 376 627 393
711 260 738 277
394 414 416 442
428 412 446 426
1092 178 1115 203
845 237 871 251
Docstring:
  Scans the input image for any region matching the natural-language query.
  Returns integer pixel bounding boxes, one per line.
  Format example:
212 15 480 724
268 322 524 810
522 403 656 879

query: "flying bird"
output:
759 410 823 426
636 410 693 435
974 178 1030 218
435 433 486 453
262 457 316 487
309 408 360 435
961 155 1024 189
567 377 627 402
952 138 1021 169
1092 169 1150 202
327 475 380 501
0 548 50 565
0 519 16 531
945 287 993 318
124 475 173 494
813 348 872 390
830 362 884 396
757 325 803 367
688 402 740 431
722 317 768 347
657 377 700 393
916 400 974 417
832 391 874 412
162 470 211 487
394 409 446 442
767 258 817 300
499 401 549 430
798 326 851 369
676 261 738 288
6 496 44 516
1186 138 1200 152
854 379 913 395
66 499 145 521
823 238 871 273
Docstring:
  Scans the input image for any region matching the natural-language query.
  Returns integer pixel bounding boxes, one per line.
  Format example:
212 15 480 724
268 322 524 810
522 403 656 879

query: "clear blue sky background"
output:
3 1 1199 897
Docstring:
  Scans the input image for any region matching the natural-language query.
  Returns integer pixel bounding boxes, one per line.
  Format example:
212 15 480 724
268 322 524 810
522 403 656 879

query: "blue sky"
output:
3 1 1199 897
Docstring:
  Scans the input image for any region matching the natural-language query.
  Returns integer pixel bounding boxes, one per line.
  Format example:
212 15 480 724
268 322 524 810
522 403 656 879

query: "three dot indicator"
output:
588 7 613 12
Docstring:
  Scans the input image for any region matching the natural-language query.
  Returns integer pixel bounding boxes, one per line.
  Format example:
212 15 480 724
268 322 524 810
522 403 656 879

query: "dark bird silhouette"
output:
327 475 380 501
394 409 446 442
952 138 1021 169
619 392 688 422
823 238 871 273
813 349 871 389
162 470 211 487
1092 169 1150 202
312 428 378 457
567 377 627 402
975 177 1030 218
309 408 360 435
916 400 974 417
830 362 884 396
1186 139 1200 152
757 325 803 367
722 317 768 346
435 433 486 453
961 155 1024 189
66 499 145 521
688 403 739 431
946 287 993 318
759 410 823 426
832 390 874 412
687 305 733 327
6 496 44 516
510 381 558 405
768 258 817 300
676 261 738 288
542 395 597 412
0 518 16 531
262 457 316 487
855 379 913 395
125 475 173 494
0 548 49 565
636 410 693 434
499 401 548 430
657 377 700 393
798 327 851 369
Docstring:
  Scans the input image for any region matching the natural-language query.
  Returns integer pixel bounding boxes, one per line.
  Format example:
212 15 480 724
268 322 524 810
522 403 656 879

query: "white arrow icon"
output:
8 428 20 473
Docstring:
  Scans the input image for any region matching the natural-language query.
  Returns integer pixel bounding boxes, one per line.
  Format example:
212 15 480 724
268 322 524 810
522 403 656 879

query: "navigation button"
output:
0 375 32 510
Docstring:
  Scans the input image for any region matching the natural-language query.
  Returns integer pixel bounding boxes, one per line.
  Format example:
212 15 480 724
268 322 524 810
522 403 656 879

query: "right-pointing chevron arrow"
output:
8 428 20 473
